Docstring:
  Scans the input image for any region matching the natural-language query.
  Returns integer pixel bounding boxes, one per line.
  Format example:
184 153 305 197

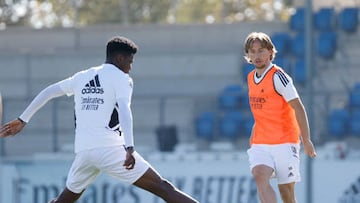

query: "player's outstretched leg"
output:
133 168 199 203
48 187 83 203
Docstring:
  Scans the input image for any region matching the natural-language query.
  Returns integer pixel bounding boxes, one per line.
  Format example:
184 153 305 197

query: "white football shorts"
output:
247 143 301 184
66 146 150 193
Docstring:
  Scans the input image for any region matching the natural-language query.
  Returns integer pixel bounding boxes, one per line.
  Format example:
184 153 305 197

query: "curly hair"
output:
106 36 138 59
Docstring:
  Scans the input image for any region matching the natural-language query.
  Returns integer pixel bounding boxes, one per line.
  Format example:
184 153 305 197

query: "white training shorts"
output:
247 143 301 184
66 146 150 193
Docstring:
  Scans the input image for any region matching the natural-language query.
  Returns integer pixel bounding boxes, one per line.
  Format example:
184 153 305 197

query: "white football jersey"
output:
58 64 133 153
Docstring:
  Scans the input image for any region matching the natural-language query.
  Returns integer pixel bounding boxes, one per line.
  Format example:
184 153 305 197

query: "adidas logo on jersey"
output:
82 74 104 94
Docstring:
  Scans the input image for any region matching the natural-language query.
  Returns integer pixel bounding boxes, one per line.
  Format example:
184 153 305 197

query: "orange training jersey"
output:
247 66 300 145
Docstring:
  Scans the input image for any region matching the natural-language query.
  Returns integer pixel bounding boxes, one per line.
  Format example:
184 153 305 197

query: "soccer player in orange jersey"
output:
244 32 316 203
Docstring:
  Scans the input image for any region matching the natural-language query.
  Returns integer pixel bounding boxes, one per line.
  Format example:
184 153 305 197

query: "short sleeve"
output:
273 70 299 102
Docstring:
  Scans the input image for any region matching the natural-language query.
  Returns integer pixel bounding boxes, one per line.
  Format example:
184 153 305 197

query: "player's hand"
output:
303 139 317 158
123 147 135 170
0 118 26 137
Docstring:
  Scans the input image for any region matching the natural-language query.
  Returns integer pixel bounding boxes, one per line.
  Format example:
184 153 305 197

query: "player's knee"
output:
252 166 273 183
252 171 273 186
252 169 267 182
279 186 293 195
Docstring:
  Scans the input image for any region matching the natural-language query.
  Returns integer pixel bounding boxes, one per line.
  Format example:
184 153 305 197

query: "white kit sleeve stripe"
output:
275 70 290 87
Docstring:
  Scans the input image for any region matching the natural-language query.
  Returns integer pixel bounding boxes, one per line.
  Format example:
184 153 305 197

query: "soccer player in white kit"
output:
0 36 199 203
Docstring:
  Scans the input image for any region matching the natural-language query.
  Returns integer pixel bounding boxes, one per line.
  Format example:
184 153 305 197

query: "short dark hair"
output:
106 36 138 59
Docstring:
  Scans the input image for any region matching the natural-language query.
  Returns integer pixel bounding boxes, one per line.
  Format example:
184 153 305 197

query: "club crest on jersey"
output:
82 74 104 94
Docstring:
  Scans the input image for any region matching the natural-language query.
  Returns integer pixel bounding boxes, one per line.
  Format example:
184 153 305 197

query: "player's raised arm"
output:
0 83 66 137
